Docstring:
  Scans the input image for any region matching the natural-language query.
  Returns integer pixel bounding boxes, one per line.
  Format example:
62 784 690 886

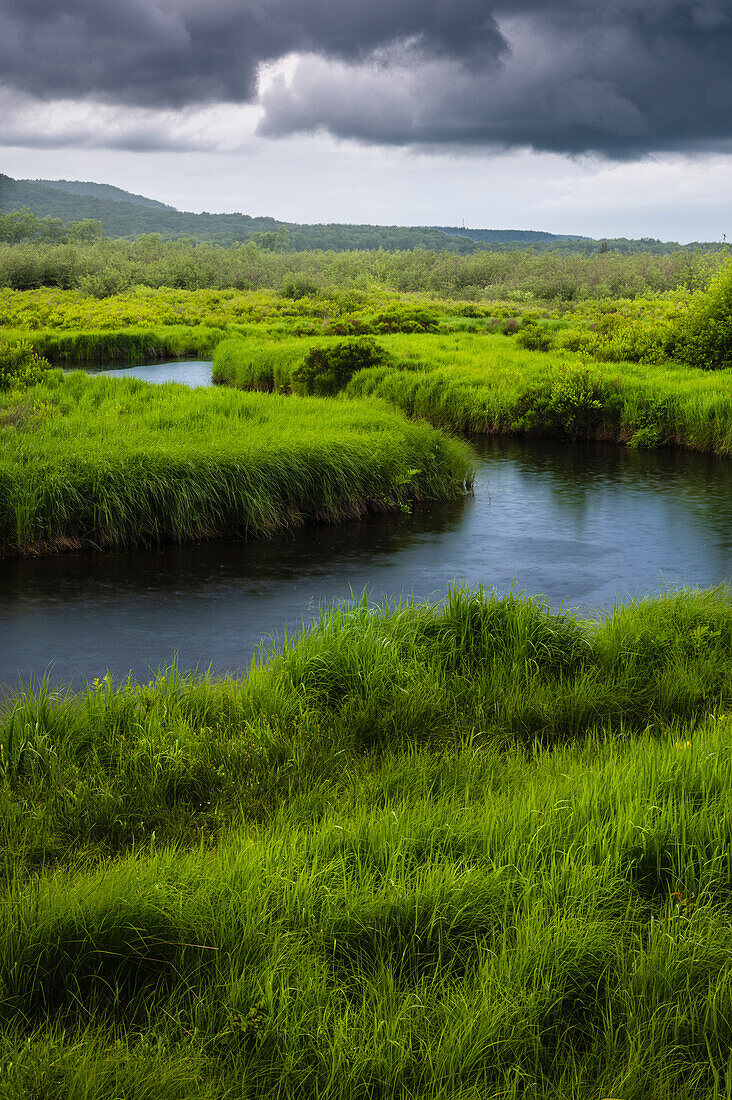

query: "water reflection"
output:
2 375 732 691
74 359 213 388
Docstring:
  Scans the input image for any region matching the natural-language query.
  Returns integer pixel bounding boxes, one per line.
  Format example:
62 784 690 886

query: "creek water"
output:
2 359 731 693
94 359 213 387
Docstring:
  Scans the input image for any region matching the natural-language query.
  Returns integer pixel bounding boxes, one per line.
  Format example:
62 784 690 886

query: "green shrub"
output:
76 268 130 299
678 262 732 369
515 320 555 351
327 306 441 336
510 364 623 439
368 306 439 334
280 276 320 300
291 337 393 396
0 340 50 390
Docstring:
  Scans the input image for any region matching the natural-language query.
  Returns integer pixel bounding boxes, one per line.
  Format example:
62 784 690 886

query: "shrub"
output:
76 268 130 299
677 262 732 369
0 340 50 391
371 306 440 333
291 337 393 396
510 364 623 439
280 276 320 300
516 320 555 351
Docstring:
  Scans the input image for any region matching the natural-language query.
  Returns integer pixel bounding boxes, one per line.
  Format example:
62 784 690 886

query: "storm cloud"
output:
1 0 732 157
0 0 505 107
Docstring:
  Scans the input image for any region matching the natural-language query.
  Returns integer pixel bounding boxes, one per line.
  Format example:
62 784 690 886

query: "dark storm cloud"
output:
0 0 505 107
258 0 732 157
2 0 732 156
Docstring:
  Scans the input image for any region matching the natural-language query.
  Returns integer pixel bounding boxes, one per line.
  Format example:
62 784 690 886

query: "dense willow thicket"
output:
0 231 727 298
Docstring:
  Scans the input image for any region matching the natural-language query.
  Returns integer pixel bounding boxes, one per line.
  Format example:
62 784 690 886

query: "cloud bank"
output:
1 0 732 157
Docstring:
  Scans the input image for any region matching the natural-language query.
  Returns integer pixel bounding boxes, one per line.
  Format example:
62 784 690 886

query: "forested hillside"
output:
0 176 477 250
1 175 725 254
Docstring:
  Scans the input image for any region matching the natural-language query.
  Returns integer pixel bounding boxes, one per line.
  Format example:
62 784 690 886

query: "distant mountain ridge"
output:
35 179 175 211
0 174 716 254
435 226 590 243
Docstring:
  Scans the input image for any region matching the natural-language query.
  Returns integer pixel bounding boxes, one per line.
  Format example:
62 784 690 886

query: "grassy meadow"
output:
0 369 472 556
2 587 732 1098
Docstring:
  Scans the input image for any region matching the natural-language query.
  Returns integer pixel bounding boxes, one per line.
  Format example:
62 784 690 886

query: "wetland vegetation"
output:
2 222 732 1098
2 588 732 1098
0 366 471 557
213 330 732 453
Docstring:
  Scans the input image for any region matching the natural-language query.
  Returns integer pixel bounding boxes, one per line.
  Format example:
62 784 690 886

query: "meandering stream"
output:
2 359 731 692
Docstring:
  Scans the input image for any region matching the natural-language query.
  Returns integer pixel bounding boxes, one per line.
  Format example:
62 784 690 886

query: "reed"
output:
1 587 732 1098
0 370 473 556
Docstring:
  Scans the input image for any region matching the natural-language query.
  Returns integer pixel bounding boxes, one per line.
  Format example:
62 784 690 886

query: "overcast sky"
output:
2 0 732 240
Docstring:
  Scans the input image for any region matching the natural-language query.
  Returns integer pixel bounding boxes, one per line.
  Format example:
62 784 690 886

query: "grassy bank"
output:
1 324 223 364
2 587 732 1098
0 370 473 556
214 333 732 454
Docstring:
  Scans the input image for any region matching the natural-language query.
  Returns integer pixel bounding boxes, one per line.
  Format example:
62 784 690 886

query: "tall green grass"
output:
2 324 222 364
212 335 308 391
2 586 730 867
0 370 473 556
1 587 732 1097
215 332 732 454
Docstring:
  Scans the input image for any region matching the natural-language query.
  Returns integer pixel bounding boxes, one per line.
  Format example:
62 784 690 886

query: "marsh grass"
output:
0 370 473 556
5 325 223 364
2 586 731 870
1 588 732 1097
214 332 732 454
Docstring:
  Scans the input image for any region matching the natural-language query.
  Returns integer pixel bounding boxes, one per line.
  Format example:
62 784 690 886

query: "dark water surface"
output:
2 360 731 691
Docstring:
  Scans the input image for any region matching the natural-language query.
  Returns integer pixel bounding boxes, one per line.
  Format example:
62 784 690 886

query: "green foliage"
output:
1 586 730 864
0 229 728 299
678 261 732 369
291 337 393 396
0 589 732 1096
0 371 473 556
76 267 131 299
515 318 555 351
251 225 291 252
280 275 320 299
220 330 732 454
556 297 686 365
510 364 623 439
359 305 440 334
212 337 303 392
0 339 50 390
0 205 102 246
14 325 221 365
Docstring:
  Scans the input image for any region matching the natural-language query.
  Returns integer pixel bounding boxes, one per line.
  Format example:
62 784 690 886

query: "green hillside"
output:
435 225 589 243
0 174 725 254
0 176 478 251
36 179 175 210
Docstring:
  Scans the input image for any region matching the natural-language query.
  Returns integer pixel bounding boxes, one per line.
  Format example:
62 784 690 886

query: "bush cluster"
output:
509 364 623 439
291 337 394 396
678 261 732 369
515 318 555 351
0 339 50 390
